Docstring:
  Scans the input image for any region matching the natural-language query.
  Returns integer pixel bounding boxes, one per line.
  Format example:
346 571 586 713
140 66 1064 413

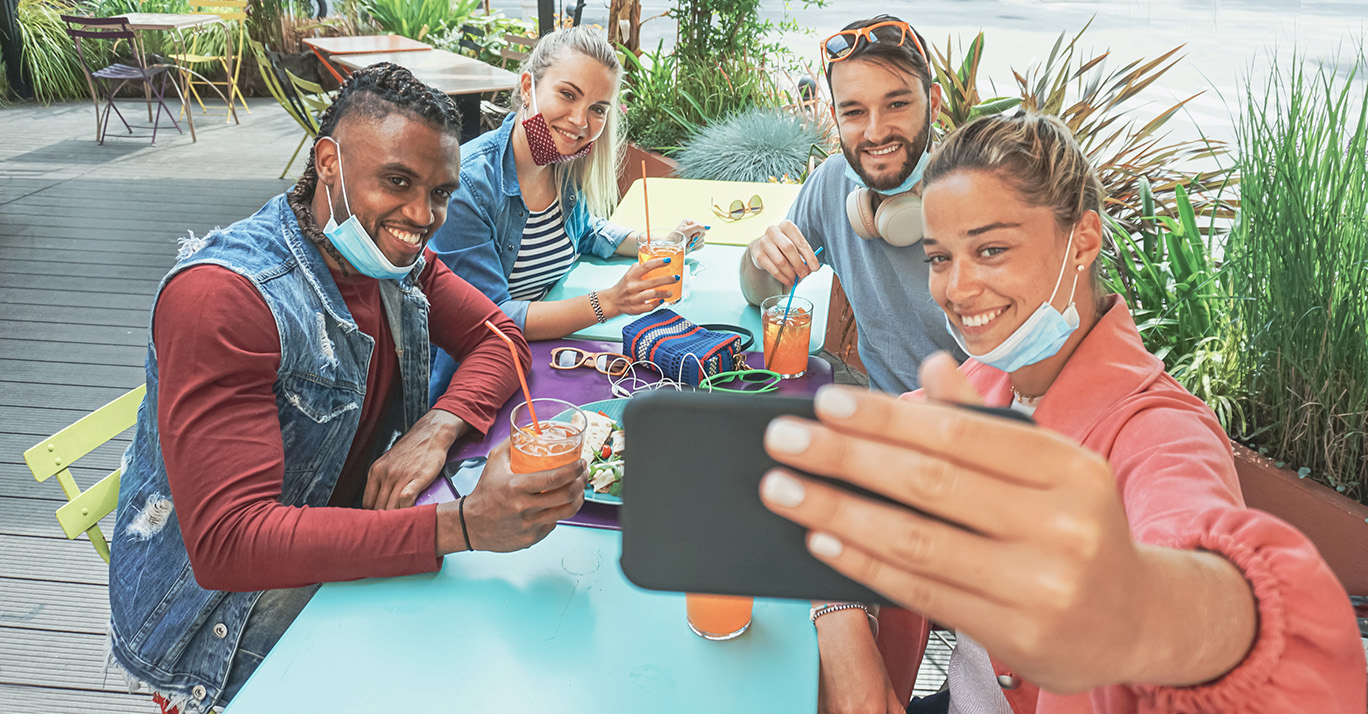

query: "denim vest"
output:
426 114 632 403
108 194 432 712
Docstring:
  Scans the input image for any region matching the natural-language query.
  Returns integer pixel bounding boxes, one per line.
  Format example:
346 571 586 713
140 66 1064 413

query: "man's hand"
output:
759 361 1155 694
460 441 587 553
749 220 820 287
816 609 904 714
602 258 677 317
365 409 468 510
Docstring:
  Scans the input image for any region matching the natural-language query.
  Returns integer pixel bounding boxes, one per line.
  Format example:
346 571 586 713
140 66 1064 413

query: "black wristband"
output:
458 496 472 551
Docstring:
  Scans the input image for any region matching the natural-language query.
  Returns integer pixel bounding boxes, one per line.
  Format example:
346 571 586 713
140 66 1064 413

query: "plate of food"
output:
555 398 627 506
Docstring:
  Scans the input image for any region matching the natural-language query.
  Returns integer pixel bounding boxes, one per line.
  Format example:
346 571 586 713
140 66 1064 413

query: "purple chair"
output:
61 15 183 144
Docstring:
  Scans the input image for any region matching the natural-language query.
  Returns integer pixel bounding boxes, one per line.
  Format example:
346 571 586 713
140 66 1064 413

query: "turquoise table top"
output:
223 525 819 713
545 243 833 354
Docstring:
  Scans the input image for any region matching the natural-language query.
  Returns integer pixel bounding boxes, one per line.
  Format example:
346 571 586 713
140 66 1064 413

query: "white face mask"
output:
943 225 1082 373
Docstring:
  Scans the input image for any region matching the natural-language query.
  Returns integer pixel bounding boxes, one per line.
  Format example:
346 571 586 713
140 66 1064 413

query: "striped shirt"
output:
507 200 575 301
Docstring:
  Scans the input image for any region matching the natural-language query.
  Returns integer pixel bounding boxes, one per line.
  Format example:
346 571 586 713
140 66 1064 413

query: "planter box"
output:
619 142 678 198
1233 443 1368 596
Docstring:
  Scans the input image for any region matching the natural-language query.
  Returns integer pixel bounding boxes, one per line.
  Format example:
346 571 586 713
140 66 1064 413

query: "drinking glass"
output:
637 229 687 304
761 295 813 378
509 399 585 473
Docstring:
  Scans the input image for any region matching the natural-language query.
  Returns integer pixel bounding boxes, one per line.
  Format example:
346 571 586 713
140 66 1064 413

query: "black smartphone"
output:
618 390 1033 604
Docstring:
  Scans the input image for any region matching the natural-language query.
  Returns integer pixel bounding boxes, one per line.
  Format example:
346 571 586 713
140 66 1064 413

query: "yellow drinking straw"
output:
484 320 541 435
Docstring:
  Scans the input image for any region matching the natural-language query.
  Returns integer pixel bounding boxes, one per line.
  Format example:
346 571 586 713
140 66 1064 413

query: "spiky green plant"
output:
357 0 480 42
1225 50 1368 503
14 0 90 103
672 106 826 183
1101 179 1244 431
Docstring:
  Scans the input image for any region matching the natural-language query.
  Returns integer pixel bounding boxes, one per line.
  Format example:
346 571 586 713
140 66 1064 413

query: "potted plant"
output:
1220 50 1368 595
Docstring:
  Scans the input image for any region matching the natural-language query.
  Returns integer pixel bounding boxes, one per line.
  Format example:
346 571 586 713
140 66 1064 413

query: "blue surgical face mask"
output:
944 225 1082 373
844 147 930 196
319 137 415 280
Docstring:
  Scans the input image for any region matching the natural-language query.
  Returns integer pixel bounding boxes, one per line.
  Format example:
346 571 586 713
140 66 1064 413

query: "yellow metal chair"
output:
250 39 334 178
171 0 250 122
23 385 147 563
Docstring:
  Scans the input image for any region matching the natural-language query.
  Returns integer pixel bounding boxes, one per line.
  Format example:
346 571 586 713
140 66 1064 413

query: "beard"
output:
842 105 933 192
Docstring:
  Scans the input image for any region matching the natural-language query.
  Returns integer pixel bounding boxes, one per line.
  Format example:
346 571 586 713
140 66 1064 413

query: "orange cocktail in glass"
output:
686 593 754 640
510 399 585 473
762 295 813 378
637 230 686 304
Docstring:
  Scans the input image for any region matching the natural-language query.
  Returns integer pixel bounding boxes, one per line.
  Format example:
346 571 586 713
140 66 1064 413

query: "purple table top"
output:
416 338 834 529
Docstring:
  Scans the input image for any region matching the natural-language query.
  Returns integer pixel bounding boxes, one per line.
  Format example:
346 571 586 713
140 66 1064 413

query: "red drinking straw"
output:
484 320 541 434
641 160 652 242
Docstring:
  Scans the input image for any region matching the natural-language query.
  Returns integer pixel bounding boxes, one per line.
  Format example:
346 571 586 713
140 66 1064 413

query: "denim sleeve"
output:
428 184 530 331
570 197 634 260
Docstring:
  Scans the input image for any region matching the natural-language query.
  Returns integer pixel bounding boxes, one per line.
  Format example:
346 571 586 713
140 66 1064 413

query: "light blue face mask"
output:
319 137 415 280
844 147 930 196
944 225 1082 373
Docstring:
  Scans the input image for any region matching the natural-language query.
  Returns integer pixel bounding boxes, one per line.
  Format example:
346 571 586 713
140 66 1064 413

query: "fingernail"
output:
674 275 681 281
815 386 858 419
810 532 844 558
765 419 811 453
761 471 806 507
704 225 712 230
663 257 672 264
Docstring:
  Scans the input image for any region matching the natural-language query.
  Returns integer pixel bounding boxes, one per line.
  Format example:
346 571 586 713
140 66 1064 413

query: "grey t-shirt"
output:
788 154 963 393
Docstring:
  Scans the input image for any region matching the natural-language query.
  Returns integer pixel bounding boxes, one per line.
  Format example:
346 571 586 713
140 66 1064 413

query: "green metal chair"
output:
249 39 333 178
23 385 147 564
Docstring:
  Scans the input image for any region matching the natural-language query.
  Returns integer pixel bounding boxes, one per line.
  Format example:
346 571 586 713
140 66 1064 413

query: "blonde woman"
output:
428 26 704 401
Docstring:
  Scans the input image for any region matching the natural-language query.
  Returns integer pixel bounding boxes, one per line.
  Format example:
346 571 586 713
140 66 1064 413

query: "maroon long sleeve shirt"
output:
153 249 527 591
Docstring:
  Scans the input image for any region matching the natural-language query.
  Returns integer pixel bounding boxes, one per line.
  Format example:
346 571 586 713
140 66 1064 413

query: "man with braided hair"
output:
107 63 588 713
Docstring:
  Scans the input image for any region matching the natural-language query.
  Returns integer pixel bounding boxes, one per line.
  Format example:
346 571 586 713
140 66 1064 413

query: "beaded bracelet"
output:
809 602 879 638
588 290 607 324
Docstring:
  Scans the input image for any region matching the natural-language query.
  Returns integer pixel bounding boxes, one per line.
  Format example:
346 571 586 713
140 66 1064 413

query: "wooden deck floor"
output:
0 99 951 712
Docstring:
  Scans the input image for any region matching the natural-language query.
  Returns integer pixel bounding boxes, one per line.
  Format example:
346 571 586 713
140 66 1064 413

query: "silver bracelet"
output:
809 602 879 638
588 290 607 324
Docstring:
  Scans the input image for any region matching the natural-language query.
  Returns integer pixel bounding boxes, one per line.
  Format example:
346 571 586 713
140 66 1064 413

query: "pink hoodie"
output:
927 295 1365 713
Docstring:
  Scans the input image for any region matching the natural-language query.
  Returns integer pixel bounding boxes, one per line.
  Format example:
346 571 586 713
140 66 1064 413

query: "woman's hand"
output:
815 609 904 714
600 258 677 317
759 354 1156 694
674 218 708 252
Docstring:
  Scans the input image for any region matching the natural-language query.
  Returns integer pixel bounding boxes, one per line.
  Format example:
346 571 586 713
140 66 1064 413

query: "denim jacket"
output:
107 194 432 713
426 114 632 401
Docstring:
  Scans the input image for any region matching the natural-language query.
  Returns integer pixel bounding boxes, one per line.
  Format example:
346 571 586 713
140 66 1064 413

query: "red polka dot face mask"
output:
521 75 593 166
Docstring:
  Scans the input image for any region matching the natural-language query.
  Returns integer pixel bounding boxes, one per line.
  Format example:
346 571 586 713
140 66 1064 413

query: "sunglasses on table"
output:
821 20 928 67
550 347 633 377
711 194 764 221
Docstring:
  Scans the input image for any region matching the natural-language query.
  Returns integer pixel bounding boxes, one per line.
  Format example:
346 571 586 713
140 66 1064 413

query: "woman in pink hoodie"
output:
761 112 1365 713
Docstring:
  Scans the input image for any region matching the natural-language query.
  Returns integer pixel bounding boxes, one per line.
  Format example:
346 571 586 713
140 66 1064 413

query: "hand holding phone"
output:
765 355 1162 695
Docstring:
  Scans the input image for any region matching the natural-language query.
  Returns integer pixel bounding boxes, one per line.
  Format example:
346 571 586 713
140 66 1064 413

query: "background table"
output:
116 13 230 142
303 35 432 85
222 525 818 713
335 48 518 142
544 244 832 352
611 178 803 247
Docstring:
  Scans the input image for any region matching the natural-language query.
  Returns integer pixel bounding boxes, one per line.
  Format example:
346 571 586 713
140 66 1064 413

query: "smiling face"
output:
921 169 1101 354
314 112 460 267
521 50 617 156
829 59 942 191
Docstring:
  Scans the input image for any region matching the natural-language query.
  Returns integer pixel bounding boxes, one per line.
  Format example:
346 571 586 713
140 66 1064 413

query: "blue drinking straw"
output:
765 246 824 370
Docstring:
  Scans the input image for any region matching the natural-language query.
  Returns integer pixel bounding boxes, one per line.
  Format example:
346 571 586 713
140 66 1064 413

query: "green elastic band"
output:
701 368 782 393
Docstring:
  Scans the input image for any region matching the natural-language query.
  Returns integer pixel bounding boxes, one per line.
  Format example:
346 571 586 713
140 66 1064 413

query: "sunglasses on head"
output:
550 347 633 377
711 194 764 221
821 20 927 68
